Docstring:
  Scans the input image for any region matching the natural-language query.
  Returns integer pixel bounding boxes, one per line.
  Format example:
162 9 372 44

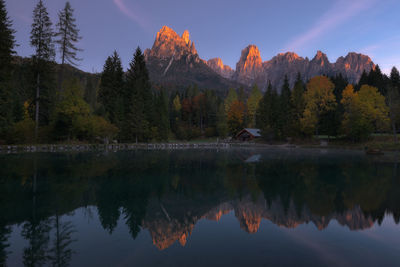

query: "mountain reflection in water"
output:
1 148 400 266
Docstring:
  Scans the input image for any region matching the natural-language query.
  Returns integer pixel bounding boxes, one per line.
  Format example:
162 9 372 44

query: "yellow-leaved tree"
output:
341 84 389 141
247 84 263 128
301 76 337 136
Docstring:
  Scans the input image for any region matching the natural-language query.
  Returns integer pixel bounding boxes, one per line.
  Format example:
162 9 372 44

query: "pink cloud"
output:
285 0 378 51
113 0 150 31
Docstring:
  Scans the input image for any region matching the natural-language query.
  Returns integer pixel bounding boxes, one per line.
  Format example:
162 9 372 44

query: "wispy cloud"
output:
360 36 400 56
359 36 400 74
285 0 378 51
113 0 150 31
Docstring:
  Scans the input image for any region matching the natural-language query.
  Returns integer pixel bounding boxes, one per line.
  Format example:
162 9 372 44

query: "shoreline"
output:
0 142 382 154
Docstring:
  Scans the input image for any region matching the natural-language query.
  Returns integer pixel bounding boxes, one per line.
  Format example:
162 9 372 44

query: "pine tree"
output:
154 89 169 141
256 81 277 140
123 47 153 142
30 0 55 140
0 0 16 137
279 75 292 138
388 67 400 143
390 67 400 89
216 102 228 138
290 73 305 136
358 70 369 88
99 51 124 125
367 65 387 95
55 1 82 66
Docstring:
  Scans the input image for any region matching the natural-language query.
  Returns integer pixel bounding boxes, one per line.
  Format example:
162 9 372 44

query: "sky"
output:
5 0 400 74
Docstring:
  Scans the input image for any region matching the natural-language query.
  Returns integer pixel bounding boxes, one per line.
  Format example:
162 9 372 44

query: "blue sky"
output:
6 0 400 74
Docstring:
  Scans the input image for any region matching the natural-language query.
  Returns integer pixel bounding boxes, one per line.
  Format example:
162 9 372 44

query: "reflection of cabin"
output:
236 128 261 141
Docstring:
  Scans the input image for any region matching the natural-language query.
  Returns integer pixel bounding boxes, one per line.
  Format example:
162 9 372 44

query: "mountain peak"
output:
275 52 301 62
148 26 197 60
235 45 262 71
313 50 328 61
232 45 263 85
335 52 375 75
244 45 261 60
182 30 190 45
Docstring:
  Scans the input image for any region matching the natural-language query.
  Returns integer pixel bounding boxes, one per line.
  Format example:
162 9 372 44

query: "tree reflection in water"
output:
0 148 399 264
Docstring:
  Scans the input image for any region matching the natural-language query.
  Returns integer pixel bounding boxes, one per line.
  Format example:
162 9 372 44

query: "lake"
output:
1 148 400 266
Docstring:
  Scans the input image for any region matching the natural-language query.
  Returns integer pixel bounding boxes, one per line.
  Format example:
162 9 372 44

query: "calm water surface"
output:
1 148 400 266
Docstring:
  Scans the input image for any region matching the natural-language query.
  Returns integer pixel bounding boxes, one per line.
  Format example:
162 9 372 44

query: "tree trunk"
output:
392 119 398 144
35 73 40 142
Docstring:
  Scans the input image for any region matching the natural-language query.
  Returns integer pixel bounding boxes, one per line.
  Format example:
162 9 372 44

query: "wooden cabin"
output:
236 128 261 141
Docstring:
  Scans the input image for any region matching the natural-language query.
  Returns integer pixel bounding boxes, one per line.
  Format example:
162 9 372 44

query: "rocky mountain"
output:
206 58 234 79
144 26 240 92
234 46 375 90
144 26 375 93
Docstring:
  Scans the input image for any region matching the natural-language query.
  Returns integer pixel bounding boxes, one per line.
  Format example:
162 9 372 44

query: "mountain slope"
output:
144 26 242 93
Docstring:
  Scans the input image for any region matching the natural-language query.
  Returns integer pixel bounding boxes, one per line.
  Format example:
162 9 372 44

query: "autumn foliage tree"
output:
301 76 337 136
247 84 262 128
341 84 389 141
227 100 246 135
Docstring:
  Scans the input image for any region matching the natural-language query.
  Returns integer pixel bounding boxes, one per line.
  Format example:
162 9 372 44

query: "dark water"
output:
1 148 400 267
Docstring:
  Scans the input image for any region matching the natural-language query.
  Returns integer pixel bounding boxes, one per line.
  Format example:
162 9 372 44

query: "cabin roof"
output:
237 128 261 137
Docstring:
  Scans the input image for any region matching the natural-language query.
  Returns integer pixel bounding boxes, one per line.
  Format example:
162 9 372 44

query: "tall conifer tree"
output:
0 0 16 137
290 73 305 136
55 1 82 66
279 75 292 138
123 47 153 142
99 51 124 125
30 0 55 140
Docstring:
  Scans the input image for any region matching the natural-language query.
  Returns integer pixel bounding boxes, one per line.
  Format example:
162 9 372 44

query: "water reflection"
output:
0 149 400 265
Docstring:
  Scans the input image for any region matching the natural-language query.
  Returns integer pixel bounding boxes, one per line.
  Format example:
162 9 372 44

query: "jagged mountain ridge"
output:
142 194 375 250
233 46 375 89
145 26 375 92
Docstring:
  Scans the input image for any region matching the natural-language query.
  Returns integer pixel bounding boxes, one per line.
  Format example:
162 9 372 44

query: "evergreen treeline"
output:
1 0 400 144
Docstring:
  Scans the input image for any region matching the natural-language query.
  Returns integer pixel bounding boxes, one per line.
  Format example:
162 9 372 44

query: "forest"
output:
1 0 400 145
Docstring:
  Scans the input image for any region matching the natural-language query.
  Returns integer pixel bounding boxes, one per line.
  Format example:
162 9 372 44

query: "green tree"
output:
216 102 228 138
387 67 400 143
247 84 262 128
123 47 153 142
341 84 389 141
301 76 337 136
290 73 305 136
279 75 292 138
55 1 82 66
0 0 16 138
154 89 169 141
366 65 387 96
52 78 90 140
224 88 238 114
98 51 124 125
319 74 348 138
30 0 55 140
256 81 279 140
